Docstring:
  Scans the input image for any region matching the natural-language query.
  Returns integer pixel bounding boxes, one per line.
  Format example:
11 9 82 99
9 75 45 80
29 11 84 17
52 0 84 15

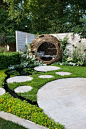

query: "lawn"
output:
0 117 27 129
7 65 86 102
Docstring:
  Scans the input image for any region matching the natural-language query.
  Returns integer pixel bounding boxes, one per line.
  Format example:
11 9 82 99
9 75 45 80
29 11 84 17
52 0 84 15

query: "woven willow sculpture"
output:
31 34 62 64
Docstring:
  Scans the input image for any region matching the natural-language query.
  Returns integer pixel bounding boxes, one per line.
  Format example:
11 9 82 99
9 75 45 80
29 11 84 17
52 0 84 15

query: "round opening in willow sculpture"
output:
37 42 57 61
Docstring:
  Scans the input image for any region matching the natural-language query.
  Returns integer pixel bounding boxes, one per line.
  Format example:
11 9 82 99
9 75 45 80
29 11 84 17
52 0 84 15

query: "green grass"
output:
0 70 7 88
0 117 27 129
8 65 86 102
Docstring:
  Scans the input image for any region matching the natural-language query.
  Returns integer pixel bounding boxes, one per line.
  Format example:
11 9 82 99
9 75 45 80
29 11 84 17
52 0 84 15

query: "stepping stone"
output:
37 78 86 128
14 86 32 93
7 76 33 83
56 72 71 76
0 88 5 96
34 66 60 72
39 75 54 78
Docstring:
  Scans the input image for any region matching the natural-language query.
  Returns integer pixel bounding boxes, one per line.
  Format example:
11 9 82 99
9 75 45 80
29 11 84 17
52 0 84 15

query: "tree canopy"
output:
0 0 86 42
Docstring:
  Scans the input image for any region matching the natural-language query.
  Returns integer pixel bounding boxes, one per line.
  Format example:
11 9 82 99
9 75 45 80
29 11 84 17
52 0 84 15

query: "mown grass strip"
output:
0 117 27 129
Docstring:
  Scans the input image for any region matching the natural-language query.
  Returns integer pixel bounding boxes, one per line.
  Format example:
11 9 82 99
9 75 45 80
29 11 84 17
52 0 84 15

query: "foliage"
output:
6 36 16 44
0 34 5 44
56 42 86 66
71 45 86 66
0 52 20 69
59 36 69 52
0 47 7 53
0 69 7 88
0 6 16 43
10 48 45 73
0 93 64 129
0 0 86 39
72 17 86 38
0 117 27 129
3 0 86 38
7 70 20 77
59 36 70 62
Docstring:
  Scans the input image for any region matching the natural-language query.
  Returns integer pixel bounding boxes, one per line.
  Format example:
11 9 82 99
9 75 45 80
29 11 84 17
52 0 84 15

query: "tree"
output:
3 0 86 38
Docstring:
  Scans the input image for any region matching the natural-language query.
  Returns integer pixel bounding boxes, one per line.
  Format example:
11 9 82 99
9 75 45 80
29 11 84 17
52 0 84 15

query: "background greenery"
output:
0 0 86 44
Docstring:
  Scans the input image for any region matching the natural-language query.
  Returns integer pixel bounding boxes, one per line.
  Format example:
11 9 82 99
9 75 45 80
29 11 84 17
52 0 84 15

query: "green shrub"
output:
59 36 69 52
0 52 20 69
0 70 7 88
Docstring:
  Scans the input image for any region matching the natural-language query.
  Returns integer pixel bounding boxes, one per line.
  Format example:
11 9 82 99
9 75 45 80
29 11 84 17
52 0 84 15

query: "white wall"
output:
51 33 86 54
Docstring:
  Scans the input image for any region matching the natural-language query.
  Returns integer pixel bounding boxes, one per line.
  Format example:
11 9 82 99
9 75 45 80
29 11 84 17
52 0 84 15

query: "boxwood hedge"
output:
0 52 20 69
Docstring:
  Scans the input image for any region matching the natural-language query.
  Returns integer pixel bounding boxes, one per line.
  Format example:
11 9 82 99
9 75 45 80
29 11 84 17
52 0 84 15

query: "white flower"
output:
67 57 73 62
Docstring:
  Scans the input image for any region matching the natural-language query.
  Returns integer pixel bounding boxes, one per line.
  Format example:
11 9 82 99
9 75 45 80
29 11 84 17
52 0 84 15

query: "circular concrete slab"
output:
14 86 32 93
0 88 6 96
7 76 33 83
38 75 54 78
56 72 71 76
34 66 60 72
37 78 86 128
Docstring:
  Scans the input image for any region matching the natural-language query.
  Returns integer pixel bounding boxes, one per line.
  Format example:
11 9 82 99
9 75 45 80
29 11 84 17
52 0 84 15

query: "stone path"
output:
37 78 86 129
38 75 54 78
14 86 32 93
34 66 60 72
7 76 33 83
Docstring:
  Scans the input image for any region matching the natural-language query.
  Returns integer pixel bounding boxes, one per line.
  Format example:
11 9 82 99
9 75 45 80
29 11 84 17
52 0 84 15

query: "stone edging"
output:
0 111 48 129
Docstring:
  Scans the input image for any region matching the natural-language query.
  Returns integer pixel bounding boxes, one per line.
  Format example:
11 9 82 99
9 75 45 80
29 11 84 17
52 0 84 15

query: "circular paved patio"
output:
37 78 86 129
34 66 60 72
7 76 33 83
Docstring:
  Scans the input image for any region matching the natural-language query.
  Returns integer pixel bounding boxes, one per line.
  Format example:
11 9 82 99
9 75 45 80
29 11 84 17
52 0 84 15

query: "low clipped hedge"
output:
0 52 20 69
